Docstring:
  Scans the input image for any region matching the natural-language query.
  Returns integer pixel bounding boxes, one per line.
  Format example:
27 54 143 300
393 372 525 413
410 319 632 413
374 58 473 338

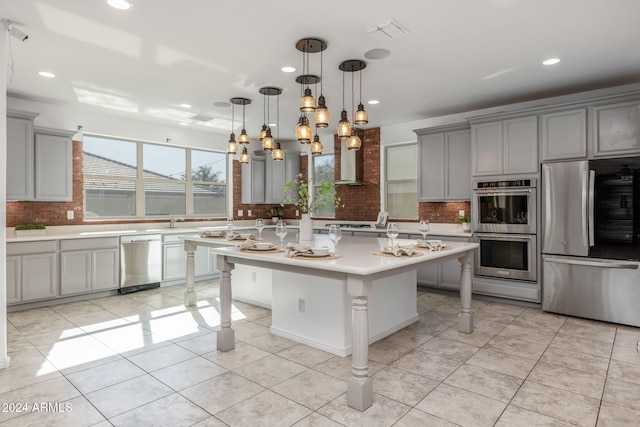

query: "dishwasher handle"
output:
545 257 639 270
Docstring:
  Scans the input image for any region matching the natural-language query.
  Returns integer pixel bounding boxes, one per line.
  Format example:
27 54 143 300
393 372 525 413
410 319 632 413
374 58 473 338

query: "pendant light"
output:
311 133 323 155
272 90 284 161
354 67 368 125
235 97 251 145
337 71 351 139
259 87 281 151
314 48 330 128
239 146 250 164
259 91 267 141
227 100 238 155
339 59 366 149
295 115 312 143
296 38 326 113
295 38 328 143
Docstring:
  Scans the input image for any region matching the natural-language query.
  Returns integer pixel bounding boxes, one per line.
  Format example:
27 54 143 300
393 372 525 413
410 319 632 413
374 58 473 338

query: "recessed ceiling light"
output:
281 66 296 73
367 99 379 105
180 103 191 108
214 101 230 108
542 58 561 66
364 48 391 60
38 71 55 78
179 122 188 126
268 123 277 127
107 0 133 10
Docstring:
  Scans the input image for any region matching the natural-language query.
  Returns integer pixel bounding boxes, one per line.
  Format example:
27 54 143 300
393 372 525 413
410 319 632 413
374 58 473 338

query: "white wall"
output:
1 27 10 369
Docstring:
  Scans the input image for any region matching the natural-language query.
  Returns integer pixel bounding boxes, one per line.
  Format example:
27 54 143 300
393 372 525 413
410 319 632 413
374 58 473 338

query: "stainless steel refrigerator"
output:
541 159 640 327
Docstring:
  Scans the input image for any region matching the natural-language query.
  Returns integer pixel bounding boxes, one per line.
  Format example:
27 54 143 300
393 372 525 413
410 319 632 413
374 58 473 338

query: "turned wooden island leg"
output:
184 240 197 306
347 275 373 411
217 255 236 351
457 251 474 334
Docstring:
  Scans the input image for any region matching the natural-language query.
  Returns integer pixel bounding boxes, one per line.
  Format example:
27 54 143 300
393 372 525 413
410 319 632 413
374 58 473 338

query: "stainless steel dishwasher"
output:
119 234 162 294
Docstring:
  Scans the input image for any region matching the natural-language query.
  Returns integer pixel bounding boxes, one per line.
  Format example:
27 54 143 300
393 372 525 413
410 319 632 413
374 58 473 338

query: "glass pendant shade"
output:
227 133 237 154
300 88 316 112
354 103 368 125
314 95 330 128
262 128 274 151
337 110 351 139
259 125 267 141
238 129 250 144
346 130 362 151
239 147 250 164
311 135 323 155
272 143 284 161
296 116 312 143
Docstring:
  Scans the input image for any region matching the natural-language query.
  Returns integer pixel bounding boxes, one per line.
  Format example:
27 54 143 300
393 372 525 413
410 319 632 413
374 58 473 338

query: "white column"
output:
217 254 235 351
457 251 474 333
1 25 10 369
183 240 197 306
346 275 373 411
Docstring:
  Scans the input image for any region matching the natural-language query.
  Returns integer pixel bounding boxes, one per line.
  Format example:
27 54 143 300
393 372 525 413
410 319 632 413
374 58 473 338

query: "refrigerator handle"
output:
581 170 589 248
588 170 595 247
542 164 552 252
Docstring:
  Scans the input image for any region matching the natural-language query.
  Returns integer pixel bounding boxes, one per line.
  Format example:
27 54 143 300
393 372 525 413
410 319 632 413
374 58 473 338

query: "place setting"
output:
285 243 341 260
238 240 283 254
372 222 424 258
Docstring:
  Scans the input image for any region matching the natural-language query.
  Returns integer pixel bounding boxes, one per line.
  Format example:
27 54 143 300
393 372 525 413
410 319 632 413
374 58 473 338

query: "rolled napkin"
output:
227 232 256 241
285 243 314 258
238 239 258 250
383 245 415 257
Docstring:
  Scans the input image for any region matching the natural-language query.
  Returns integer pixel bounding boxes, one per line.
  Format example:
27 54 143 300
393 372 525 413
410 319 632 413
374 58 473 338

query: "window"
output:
385 144 418 219
312 154 336 218
83 135 227 219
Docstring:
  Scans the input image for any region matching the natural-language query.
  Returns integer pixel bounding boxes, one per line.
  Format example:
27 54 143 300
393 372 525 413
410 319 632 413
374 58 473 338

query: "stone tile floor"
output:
2 281 640 426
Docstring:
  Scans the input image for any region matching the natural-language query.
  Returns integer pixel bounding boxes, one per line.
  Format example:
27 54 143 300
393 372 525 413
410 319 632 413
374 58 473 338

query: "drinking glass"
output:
386 223 399 247
226 217 234 233
255 218 264 239
328 225 342 255
418 220 430 242
275 221 288 248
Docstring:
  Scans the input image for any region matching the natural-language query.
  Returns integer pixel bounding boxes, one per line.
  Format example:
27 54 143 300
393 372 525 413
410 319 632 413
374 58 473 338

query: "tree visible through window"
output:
312 154 336 217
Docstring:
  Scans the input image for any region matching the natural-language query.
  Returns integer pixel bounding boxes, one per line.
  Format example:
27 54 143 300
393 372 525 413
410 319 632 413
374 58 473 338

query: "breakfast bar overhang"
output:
181 235 479 411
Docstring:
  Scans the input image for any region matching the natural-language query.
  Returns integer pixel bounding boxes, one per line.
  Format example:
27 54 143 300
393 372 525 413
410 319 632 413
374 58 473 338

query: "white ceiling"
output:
3 0 640 142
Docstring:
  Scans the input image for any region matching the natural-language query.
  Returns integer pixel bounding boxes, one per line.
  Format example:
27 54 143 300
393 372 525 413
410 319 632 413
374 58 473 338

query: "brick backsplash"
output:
419 201 471 224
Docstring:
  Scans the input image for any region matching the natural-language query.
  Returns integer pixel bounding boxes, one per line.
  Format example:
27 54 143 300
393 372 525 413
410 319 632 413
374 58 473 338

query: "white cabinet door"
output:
35 133 73 201
503 116 538 174
418 133 445 200
6 256 22 304
241 157 266 204
163 244 187 281
6 117 34 200
22 253 58 301
541 109 587 161
446 130 471 199
472 121 503 176
195 247 214 276
93 248 120 291
61 251 92 295
592 101 640 156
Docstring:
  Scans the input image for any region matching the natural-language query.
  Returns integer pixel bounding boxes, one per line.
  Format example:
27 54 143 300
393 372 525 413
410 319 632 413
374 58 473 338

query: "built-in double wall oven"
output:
472 179 537 282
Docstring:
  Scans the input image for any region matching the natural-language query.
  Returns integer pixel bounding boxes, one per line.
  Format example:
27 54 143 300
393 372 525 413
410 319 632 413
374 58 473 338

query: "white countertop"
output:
6 221 472 243
182 234 478 276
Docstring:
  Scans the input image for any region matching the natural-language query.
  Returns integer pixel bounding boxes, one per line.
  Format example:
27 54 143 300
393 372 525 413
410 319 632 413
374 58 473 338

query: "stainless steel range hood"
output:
335 141 364 185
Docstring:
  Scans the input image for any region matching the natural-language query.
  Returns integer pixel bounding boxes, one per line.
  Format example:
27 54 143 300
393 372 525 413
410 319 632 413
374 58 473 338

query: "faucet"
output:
169 216 184 228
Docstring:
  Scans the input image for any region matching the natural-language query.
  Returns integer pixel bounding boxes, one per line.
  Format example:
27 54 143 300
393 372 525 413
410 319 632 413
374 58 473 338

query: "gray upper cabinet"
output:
471 115 538 176
417 126 471 201
241 151 300 204
34 129 74 201
6 111 38 200
592 100 640 156
540 108 587 161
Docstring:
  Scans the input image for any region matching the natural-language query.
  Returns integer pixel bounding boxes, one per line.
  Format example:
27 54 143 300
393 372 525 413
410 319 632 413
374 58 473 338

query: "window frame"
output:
82 134 228 220
384 143 418 220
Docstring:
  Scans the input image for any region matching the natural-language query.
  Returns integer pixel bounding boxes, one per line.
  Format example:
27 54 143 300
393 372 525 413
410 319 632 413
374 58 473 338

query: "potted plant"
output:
266 207 284 224
455 214 472 231
282 173 342 241
15 224 47 236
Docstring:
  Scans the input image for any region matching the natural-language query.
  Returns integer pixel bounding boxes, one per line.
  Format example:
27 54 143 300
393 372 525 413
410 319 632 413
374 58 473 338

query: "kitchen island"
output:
181 234 478 411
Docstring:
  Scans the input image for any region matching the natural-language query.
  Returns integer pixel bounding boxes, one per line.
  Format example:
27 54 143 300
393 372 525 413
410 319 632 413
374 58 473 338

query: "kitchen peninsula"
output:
181 234 478 411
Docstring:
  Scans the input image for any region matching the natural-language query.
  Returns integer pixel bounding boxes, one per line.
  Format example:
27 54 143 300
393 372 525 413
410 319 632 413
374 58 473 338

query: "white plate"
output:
417 244 449 249
297 252 332 258
246 246 276 251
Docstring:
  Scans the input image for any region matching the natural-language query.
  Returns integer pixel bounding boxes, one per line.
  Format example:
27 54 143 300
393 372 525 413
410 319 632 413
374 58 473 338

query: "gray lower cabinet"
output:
415 235 472 290
162 234 217 282
60 238 119 296
7 241 59 304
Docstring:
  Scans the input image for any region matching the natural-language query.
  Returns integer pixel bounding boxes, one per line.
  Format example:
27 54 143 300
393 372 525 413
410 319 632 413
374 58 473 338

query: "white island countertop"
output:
180 233 478 412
